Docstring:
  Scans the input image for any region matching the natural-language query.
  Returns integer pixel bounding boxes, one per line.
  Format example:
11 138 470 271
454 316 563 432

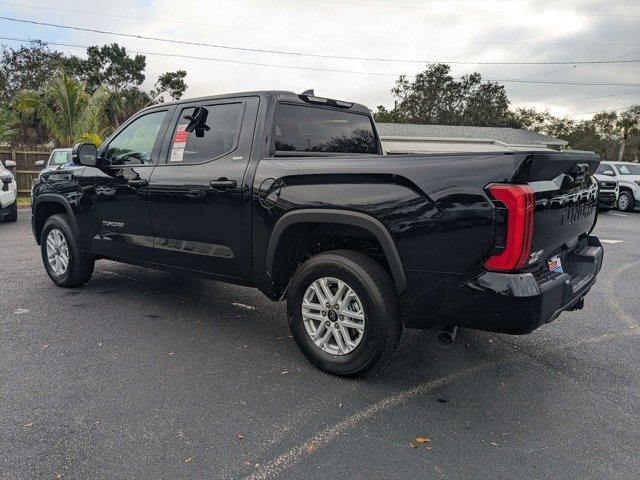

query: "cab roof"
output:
145 90 371 115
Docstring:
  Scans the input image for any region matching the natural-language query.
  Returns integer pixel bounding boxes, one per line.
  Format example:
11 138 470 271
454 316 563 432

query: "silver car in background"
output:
35 148 73 174
597 161 640 212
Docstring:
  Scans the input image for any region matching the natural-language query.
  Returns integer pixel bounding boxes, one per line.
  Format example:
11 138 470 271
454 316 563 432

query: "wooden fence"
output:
0 149 51 194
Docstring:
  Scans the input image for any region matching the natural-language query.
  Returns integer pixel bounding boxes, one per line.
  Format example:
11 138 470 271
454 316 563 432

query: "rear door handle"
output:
209 178 237 190
127 179 148 187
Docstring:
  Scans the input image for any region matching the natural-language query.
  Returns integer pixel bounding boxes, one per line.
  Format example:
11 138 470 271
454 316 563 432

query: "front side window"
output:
273 104 378 154
50 150 71 166
615 163 640 175
168 103 244 164
104 111 167 165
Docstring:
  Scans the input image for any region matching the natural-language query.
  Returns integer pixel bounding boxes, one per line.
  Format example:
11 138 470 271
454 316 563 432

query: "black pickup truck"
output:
31 90 603 376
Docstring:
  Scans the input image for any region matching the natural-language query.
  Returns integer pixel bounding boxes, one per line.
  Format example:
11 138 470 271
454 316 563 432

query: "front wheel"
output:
41 214 95 287
618 191 635 212
287 250 402 377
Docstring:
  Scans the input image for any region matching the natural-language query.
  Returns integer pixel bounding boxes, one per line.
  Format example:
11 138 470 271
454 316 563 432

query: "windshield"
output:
50 150 72 166
615 163 640 175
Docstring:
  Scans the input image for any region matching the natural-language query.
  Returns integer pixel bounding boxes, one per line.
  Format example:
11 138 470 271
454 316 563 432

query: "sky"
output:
1 0 639 119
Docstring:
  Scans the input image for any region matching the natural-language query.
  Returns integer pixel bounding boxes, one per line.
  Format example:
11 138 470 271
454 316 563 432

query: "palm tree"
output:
0 106 18 145
15 71 109 147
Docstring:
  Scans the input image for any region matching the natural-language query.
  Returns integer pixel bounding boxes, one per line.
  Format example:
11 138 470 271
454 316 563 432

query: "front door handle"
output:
127 179 148 188
210 178 237 190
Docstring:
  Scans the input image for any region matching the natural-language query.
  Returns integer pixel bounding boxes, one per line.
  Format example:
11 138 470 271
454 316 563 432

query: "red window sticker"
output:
174 131 189 144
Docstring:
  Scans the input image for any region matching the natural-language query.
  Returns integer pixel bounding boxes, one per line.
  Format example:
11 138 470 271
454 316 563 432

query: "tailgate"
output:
527 151 600 268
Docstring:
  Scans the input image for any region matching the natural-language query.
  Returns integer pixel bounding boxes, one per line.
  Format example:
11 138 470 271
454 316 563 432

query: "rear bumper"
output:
450 235 603 334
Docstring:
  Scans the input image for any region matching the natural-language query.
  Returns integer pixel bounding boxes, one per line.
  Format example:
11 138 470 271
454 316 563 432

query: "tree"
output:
67 43 146 93
0 41 68 145
616 106 640 161
512 105 640 162
0 104 17 144
0 40 65 101
373 64 512 127
149 70 188 102
105 87 152 127
15 71 110 146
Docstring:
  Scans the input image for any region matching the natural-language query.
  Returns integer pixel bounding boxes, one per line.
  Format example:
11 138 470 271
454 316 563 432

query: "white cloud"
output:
4 0 640 116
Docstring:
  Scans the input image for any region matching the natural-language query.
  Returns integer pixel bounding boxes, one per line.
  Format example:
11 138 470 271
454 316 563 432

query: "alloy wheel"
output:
618 193 630 210
302 277 366 356
46 228 69 276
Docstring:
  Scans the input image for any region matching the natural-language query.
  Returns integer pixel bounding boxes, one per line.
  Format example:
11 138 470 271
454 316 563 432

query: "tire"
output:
287 250 402 377
4 201 17 222
617 191 635 212
41 214 94 287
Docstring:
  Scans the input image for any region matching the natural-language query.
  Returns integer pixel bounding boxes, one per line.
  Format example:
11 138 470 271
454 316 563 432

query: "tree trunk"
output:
618 138 627 162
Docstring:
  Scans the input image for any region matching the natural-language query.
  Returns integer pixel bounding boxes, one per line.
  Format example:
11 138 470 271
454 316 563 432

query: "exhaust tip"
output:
436 326 458 349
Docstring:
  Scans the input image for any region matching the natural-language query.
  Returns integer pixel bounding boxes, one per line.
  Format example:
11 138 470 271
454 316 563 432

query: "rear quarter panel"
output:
252 152 531 312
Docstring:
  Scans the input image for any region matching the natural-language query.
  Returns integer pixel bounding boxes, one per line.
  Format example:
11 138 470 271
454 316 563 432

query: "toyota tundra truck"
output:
30 90 604 376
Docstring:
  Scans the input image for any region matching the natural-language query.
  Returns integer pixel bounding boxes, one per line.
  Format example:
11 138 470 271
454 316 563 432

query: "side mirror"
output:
72 142 98 167
35 160 45 168
4 160 16 168
602 170 615 176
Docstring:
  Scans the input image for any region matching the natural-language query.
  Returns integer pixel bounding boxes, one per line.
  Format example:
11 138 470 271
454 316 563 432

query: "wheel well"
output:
34 202 67 244
619 186 635 197
270 222 392 299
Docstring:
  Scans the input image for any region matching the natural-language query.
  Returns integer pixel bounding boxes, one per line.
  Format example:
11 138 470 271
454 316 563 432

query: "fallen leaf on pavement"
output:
415 437 431 443
184 457 192 463
237 433 244 440
23 422 33 428
408 442 416 448
307 444 316 453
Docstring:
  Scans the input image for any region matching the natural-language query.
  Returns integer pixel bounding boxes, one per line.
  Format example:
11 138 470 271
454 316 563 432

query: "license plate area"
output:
547 255 563 273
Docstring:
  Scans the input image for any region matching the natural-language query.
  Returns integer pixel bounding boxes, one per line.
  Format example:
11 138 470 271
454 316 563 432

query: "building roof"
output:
376 123 567 147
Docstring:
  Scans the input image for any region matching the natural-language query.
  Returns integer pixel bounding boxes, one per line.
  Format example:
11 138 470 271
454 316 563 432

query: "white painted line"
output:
232 302 256 310
600 239 623 244
244 329 640 480
608 213 627 217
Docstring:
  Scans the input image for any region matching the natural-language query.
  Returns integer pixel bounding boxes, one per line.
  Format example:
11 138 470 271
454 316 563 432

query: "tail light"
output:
484 184 535 272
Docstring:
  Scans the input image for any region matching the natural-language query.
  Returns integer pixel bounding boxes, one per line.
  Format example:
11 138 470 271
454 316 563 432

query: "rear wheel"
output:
287 250 402 376
41 214 94 287
4 201 17 222
618 191 635 212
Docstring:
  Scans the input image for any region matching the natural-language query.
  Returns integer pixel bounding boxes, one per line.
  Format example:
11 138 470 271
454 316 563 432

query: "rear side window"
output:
168 103 245 164
273 104 378 154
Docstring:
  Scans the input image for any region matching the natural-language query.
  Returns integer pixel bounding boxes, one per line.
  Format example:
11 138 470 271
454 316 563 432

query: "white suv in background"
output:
0 159 18 222
598 161 640 212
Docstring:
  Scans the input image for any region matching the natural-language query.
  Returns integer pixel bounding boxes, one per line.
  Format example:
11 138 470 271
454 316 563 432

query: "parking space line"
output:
244 329 640 480
603 260 640 329
600 239 623 244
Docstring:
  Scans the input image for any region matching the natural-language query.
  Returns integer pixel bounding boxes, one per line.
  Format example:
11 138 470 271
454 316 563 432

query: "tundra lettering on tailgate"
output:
561 203 596 226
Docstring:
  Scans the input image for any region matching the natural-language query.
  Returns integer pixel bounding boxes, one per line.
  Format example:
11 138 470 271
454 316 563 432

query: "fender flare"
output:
32 194 79 240
266 209 407 294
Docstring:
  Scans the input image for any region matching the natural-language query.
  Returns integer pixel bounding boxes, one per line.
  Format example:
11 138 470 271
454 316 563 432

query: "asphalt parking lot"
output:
1 209 639 480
